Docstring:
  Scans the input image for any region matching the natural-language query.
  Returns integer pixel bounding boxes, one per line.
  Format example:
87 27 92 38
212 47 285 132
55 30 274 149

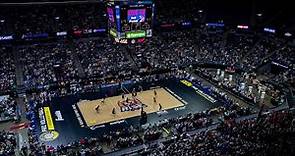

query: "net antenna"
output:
121 84 131 94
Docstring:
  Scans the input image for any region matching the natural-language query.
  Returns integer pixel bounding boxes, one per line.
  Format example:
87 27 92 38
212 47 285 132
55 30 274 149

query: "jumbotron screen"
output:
107 7 115 23
127 9 146 23
107 1 154 43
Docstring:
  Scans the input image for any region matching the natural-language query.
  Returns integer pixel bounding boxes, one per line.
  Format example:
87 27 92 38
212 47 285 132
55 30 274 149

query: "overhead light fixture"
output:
257 13 262 17
284 32 292 37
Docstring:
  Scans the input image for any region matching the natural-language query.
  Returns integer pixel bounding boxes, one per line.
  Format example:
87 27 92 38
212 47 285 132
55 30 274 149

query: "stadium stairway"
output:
254 49 279 72
15 122 30 156
13 47 25 94
287 88 295 108
239 35 264 65
69 42 86 78
255 38 287 70
221 29 231 49
124 46 140 70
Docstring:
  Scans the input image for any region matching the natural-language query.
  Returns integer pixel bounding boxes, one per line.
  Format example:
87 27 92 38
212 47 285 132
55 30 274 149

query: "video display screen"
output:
127 9 146 23
107 1 154 42
107 7 115 22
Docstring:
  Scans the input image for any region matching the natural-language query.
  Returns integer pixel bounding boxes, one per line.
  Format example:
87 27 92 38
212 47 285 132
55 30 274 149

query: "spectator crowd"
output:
0 130 16 155
0 1 294 156
143 110 295 156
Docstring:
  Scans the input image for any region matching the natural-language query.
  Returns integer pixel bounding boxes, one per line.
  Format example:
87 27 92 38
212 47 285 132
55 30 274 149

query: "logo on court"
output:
118 98 147 112
39 131 59 142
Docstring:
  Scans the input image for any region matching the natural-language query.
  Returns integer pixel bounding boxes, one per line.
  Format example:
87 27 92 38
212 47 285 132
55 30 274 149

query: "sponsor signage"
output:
206 23 225 27
110 29 117 37
237 25 249 29
180 80 193 87
0 35 13 41
44 107 54 131
38 108 47 132
126 30 146 39
56 31 67 36
160 23 175 28
115 38 128 44
72 105 84 127
22 33 48 39
182 21 192 26
93 28 106 33
264 28 276 33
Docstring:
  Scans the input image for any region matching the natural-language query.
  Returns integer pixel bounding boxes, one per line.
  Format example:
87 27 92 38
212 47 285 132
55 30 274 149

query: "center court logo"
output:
118 98 147 112
39 131 59 142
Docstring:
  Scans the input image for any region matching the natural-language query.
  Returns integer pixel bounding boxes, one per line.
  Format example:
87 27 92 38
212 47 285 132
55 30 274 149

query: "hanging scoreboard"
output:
107 0 154 43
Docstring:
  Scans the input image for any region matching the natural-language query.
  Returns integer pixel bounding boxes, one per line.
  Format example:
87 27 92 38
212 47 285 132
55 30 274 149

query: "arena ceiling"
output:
0 0 293 30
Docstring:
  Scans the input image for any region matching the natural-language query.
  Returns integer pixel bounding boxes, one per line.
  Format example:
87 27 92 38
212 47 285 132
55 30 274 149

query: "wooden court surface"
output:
77 88 184 127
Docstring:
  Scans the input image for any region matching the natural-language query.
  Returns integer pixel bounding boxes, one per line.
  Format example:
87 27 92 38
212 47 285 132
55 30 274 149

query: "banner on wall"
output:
264 28 276 33
206 23 225 27
22 33 48 39
56 31 67 36
0 35 13 41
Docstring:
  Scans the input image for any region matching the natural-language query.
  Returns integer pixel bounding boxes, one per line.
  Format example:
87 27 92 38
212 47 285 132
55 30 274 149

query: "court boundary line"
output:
164 87 188 105
121 85 130 94
191 85 217 103
73 102 87 128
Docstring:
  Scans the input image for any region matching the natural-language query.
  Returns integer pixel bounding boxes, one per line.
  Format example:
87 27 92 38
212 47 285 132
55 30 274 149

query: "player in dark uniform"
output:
132 88 137 97
138 85 143 92
154 90 157 97
158 103 162 111
153 96 157 103
95 104 100 113
112 107 116 115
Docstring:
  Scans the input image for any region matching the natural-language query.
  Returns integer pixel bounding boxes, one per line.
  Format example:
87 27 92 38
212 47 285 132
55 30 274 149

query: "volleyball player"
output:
95 104 100 113
112 107 116 115
132 88 137 97
138 85 143 92
158 103 162 111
